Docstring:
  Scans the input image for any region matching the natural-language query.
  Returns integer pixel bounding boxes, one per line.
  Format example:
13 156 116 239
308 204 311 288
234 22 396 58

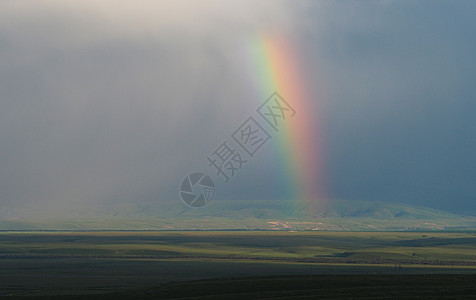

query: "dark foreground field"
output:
0 231 475 298
3 274 475 299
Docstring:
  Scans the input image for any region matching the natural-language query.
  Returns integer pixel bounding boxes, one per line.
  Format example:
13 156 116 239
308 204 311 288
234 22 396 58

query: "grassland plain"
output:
1 216 475 231
0 231 475 297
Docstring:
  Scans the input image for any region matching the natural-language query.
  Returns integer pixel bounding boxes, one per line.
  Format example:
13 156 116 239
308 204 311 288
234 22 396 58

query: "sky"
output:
0 0 475 216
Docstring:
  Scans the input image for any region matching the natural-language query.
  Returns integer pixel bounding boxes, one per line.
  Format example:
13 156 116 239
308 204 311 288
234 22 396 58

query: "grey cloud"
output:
0 1 475 217
0 1 306 215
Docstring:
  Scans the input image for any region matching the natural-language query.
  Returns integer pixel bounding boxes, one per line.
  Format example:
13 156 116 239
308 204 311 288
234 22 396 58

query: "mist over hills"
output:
1 199 474 231
69 199 462 220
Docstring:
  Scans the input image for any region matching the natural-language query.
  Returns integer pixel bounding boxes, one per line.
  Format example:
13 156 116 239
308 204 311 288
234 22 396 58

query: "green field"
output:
0 231 475 298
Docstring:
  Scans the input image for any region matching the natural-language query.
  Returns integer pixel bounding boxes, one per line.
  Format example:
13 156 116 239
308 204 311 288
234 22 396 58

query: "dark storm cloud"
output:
304 1 476 212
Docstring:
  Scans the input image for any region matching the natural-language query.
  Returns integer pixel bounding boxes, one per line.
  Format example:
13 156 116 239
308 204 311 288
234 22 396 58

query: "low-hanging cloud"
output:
0 0 311 215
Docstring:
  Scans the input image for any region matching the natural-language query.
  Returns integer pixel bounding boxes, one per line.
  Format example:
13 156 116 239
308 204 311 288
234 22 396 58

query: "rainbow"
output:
245 35 326 214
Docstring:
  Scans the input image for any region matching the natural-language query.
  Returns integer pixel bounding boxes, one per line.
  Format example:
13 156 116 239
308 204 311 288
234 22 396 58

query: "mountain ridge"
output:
1 199 474 231
0 199 464 220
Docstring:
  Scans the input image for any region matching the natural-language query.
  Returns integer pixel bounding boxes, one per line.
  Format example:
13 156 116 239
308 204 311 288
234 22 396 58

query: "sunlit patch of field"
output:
0 231 475 262
0 231 475 296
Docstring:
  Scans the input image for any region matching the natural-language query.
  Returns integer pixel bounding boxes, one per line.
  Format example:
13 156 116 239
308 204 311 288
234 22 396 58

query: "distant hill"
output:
73 199 462 220
316 199 461 220
1 199 474 231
